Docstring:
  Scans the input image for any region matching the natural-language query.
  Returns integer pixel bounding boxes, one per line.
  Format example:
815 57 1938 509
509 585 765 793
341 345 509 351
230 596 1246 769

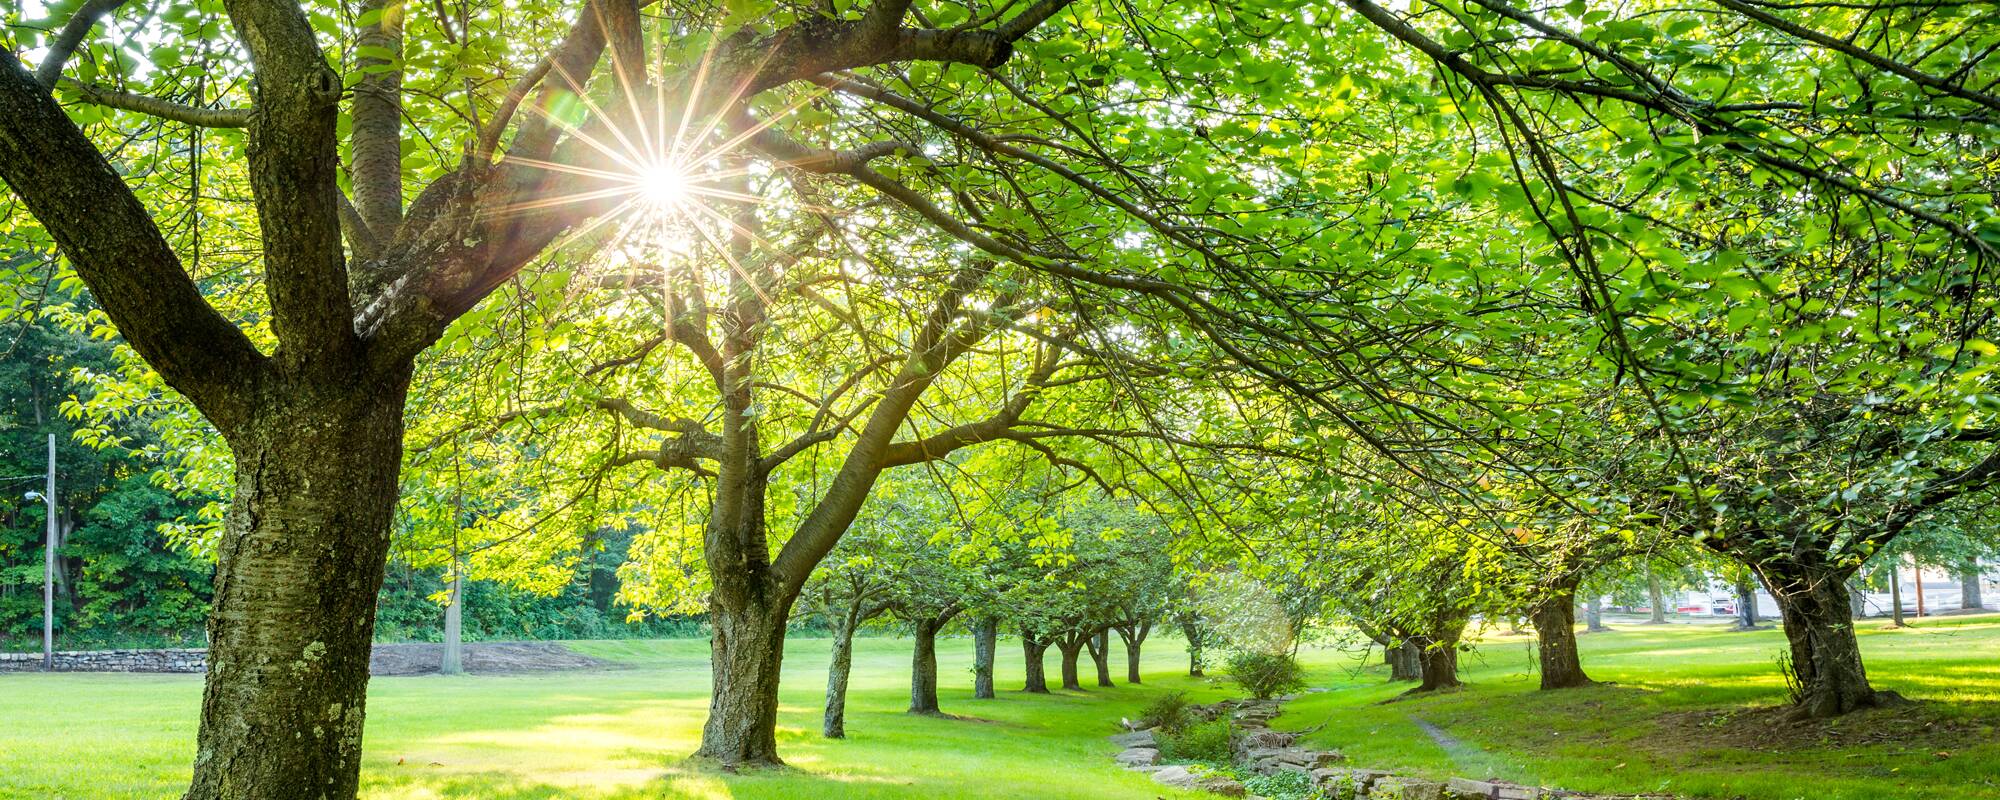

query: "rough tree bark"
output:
1087 630 1114 687
184 386 412 800
1733 575 1760 630
1529 577 1590 690
697 565 794 766
823 614 856 738
1387 642 1422 682
971 616 998 699
1646 572 1669 624
1760 563 1900 718
1022 631 1051 693
908 610 958 714
1407 617 1467 693
1113 620 1150 684
1056 633 1088 691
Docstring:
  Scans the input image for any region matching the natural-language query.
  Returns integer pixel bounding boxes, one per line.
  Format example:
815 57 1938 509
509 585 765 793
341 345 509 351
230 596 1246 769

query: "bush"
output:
1158 718 1233 763
1241 769 1315 800
1139 690 1195 733
1226 651 1307 699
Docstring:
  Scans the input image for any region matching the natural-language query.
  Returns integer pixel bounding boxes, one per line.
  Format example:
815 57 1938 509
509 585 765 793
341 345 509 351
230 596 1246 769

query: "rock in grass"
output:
1150 765 1198 789
1113 747 1159 767
1195 775 1248 797
1445 777 1543 799
1108 729 1156 748
1372 776 1447 800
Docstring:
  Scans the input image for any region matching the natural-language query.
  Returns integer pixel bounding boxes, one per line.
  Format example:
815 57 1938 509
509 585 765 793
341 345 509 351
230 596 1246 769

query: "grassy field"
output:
1 614 1996 799
1284 613 2000 800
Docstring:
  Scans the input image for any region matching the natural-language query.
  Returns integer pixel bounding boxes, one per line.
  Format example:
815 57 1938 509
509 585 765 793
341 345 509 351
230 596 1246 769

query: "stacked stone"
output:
0 648 207 673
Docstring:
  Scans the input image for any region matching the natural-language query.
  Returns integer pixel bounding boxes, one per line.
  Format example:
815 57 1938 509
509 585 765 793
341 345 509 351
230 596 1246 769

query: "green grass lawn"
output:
2 614 1996 799
1281 613 2000 800
0 636 1231 800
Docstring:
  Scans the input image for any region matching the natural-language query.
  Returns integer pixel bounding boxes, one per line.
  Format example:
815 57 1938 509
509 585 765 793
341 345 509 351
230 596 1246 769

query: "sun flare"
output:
632 163 692 211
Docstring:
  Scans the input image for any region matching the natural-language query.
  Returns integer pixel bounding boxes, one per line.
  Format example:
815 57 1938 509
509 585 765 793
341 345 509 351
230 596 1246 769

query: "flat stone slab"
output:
1446 777 1543 799
1374 777 1447 800
1151 765 1198 789
1114 747 1158 767
1108 729 1156 748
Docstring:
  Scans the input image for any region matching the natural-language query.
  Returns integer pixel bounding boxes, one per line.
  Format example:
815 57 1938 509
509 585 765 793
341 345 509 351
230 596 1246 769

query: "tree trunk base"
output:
690 752 789 773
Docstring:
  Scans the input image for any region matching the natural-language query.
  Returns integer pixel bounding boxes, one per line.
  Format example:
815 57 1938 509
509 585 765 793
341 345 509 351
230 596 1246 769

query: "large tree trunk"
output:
972 616 997 699
909 618 943 714
1646 572 1668 624
1413 639 1461 692
1761 564 1895 718
697 587 794 768
1022 633 1050 693
1087 630 1114 687
184 387 409 800
1387 642 1422 682
1057 638 1086 691
1584 593 1608 632
1530 580 1590 689
823 614 857 738
1115 621 1149 684
1963 560 1985 611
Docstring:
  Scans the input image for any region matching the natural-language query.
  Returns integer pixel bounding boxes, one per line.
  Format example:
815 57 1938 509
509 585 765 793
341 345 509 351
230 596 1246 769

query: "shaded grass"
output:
1282 613 2000 800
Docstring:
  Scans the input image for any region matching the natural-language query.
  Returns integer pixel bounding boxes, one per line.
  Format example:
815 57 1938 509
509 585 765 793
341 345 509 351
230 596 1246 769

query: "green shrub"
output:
1139 690 1195 733
1158 718 1233 763
1241 769 1315 800
1226 651 1307 699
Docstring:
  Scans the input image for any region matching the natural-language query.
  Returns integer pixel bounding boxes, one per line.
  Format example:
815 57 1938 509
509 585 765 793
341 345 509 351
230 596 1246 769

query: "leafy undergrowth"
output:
1281 613 2000 800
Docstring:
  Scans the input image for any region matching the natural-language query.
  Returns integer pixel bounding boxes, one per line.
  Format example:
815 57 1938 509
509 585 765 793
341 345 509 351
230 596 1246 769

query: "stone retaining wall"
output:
0 648 206 673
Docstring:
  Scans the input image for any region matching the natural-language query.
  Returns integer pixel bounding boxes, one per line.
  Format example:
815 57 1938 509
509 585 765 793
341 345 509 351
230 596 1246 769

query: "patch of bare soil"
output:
1655 700 1975 756
369 641 616 676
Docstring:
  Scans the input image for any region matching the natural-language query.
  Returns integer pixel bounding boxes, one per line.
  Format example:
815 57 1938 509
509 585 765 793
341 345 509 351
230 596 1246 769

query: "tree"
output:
2 0 1106 788
795 518 895 740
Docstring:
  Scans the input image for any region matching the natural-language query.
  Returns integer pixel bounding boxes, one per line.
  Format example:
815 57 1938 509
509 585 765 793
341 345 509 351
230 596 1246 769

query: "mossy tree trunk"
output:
1529 577 1590 690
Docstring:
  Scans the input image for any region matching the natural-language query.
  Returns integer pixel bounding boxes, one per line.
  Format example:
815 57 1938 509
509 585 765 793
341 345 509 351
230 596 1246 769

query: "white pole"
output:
44 433 56 671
